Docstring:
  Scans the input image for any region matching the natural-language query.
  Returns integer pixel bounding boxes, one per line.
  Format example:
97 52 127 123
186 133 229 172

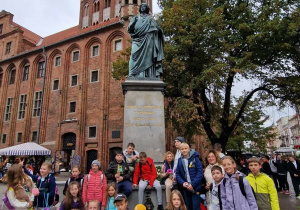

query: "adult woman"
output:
160 151 175 205
204 149 224 209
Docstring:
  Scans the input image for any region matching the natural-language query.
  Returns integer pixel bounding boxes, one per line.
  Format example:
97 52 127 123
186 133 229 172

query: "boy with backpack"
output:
133 152 163 210
208 165 224 210
246 157 279 210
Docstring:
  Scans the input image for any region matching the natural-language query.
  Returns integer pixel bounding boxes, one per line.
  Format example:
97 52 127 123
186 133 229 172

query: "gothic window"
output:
71 75 78 87
92 45 99 57
37 61 45 78
23 65 30 81
55 56 61 67
105 0 111 8
70 102 76 113
94 0 100 12
72 51 80 62
53 79 59 90
33 91 42 117
91 70 99 83
0 24 3 34
6 42 11 54
17 133 22 143
84 4 89 16
18 94 27 119
9 68 16 84
4 98 12 121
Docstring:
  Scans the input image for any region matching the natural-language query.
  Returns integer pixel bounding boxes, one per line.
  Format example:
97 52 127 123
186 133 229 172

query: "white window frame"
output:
55 56 61 67
4 97 12 121
114 39 123 52
72 50 80 62
91 45 100 57
70 74 78 87
18 94 27 120
33 91 42 117
88 126 97 138
52 79 60 91
90 70 99 83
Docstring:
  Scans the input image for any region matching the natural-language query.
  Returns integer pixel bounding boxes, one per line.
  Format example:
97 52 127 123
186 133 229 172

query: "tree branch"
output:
228 86 278 135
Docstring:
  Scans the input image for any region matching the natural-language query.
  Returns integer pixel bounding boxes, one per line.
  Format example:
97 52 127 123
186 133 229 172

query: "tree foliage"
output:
159 0 300 150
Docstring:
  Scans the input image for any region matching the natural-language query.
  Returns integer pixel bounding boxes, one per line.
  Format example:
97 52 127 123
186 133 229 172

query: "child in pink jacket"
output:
82 160 107 209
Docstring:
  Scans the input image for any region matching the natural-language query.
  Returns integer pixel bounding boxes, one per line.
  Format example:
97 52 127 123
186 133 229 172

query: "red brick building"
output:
0 0 152 172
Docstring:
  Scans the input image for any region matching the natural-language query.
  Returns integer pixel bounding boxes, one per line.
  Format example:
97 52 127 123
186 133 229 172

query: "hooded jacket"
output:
176 149 203 192
246 173 279 210
220 171 258 210
133 157 157 186
82 170 107 207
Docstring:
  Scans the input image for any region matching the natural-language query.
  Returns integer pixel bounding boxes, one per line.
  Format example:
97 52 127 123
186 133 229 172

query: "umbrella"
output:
0 142 51 156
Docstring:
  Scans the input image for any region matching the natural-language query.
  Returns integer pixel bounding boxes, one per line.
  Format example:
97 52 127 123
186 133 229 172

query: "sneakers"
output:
285 190 290 195
157 205 164 210
279 190 284 193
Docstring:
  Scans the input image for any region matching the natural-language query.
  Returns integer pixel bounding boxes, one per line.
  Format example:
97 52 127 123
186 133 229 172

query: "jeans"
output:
183 189 201 210
278 174 289 191
138 180 162 205
117 180 133 197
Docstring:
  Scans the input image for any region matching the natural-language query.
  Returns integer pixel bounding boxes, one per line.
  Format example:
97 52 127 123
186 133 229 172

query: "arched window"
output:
105 0 111 8
84 3 89 16
9 68 16 85
22 64 30 81
94 0 100 12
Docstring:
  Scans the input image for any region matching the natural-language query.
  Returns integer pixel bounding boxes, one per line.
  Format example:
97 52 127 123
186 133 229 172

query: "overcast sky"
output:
1 0 294 126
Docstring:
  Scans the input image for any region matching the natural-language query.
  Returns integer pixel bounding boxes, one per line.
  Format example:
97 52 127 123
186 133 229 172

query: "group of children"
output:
3 139 287 210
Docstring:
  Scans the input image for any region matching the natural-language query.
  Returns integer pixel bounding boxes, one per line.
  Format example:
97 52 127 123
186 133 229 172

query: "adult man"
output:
106 152 132 197
128 3 164 78
261 155 272 177
273 155 289 194
133 152 163 210
287 156 300 199
213 143 225 160
123 143 139 174
270 154 279 190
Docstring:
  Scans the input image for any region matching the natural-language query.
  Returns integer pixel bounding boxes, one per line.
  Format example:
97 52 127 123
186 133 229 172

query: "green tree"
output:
159 0 300 150
113 0 300 150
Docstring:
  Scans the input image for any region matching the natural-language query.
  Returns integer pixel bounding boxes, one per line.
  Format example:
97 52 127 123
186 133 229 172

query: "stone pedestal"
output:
122 80 166 163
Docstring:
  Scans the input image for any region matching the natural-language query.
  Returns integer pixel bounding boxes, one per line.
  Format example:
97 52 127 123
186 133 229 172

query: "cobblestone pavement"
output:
0 172 299 210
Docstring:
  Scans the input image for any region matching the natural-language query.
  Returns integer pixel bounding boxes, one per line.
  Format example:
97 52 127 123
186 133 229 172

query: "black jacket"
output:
273 159 288 174
105 160 131 183
288 161 300 177
261 162 272 176
63 173 84 195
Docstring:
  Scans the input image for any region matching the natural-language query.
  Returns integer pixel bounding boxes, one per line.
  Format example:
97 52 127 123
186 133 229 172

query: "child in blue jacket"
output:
176 143 203 210
23 161 56 209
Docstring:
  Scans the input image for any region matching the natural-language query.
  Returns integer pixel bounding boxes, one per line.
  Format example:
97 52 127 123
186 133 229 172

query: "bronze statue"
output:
128 3 164 79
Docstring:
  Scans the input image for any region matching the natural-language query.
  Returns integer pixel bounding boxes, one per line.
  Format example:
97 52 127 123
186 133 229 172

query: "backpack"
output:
37 174 59 206
86 173 104 189
2 188 15 210
67 177 84 187
217 176 256 210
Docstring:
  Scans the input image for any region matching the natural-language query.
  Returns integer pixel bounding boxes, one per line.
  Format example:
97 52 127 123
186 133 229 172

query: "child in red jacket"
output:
133 152 163 210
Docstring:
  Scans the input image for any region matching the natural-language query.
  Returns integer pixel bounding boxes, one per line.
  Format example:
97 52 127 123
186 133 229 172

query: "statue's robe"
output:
128 14 164 78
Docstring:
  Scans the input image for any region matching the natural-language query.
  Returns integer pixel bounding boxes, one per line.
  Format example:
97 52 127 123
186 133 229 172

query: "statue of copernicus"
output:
127 3 164 79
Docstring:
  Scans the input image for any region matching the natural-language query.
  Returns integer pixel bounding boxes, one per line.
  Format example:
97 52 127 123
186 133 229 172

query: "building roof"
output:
11 22 42 45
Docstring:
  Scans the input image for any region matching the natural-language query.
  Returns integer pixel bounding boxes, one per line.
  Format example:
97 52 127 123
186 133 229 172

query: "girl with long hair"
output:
6 164 34 209
59 181 84 210
160 151 175 205
105 182 118 210
165 190 187 210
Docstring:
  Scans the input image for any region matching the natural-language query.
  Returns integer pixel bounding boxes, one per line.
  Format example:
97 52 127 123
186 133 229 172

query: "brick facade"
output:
0 0 153 172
